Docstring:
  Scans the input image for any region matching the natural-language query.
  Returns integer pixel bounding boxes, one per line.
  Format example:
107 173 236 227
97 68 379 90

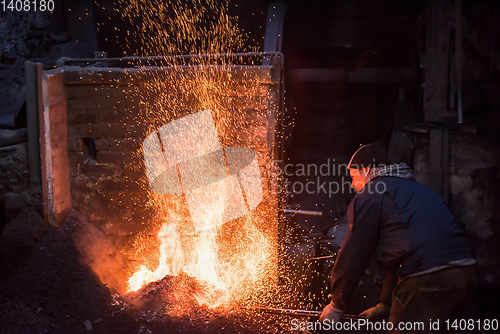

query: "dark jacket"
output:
330 177 474 310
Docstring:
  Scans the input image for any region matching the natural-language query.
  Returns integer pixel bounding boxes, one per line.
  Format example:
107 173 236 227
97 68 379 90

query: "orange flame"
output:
127 193 276 309
117 0 279 311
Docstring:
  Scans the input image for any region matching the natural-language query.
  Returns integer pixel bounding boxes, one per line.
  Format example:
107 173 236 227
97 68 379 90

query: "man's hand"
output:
319 301 344 322
359 303 390 320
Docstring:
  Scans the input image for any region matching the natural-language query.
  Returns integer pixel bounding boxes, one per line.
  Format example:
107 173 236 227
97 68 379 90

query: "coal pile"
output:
0 212 291 333
114 273 212 319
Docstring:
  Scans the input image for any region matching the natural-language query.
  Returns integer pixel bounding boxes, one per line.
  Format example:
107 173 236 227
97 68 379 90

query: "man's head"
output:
349 167 370 191
347 143 391 191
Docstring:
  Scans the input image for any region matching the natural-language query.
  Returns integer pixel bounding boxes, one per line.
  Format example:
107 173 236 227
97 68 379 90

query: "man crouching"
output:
319 143 476 334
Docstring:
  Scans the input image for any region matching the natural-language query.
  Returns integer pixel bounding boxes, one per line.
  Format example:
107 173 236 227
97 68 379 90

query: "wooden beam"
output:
464 26 500 73
37 69 73 226
430 128 449 203
53 65 277 85
424 0 452 122
288 68 419 83
24 61 43 193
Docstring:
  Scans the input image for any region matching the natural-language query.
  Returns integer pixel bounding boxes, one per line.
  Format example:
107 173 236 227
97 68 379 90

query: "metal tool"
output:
298 254 335 261
284 209 322 216
247 306 364 320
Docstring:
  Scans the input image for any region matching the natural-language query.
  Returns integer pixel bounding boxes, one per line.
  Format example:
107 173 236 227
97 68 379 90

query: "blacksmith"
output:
319 143 477 333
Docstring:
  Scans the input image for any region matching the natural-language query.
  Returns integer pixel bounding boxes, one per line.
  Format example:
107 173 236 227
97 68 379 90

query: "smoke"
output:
65 211 130 294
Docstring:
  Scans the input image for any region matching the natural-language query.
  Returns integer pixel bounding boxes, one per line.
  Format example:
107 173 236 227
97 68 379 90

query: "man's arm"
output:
359 191 411 319
358 269 398 320
330 194 382 310
379 270 398 307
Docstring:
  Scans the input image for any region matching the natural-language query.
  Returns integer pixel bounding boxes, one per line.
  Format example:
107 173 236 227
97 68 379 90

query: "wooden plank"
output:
423 0 452 122
429 128 449 202
430 128 443 196
388 101 415 163
65 85 142 100
441 128 449 204
52 65 277 85
288 68 419 83
42 71 73 226
24 61 43 193
464 16 500 73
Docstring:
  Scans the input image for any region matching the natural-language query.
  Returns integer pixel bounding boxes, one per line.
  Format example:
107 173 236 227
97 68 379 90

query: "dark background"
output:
1 0 500 332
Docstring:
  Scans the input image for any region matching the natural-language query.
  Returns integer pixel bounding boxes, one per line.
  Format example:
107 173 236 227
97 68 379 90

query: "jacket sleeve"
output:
376 193 412 273
330 193 381 310
379 271 398 307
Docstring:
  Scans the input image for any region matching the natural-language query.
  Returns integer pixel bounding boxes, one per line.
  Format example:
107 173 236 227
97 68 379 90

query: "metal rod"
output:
57 52 284 67
455 0 464 123
299 255 335 261
247 306 364 320
284 209 322 216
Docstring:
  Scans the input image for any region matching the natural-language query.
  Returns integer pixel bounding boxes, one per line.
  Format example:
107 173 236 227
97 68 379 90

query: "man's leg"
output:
388 266 476 334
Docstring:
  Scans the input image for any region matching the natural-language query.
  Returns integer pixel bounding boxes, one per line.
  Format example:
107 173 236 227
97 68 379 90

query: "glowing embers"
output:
143 110 263 230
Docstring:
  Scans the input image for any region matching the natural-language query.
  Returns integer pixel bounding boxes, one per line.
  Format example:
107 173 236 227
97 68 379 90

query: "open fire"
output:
107 0 282 314
126 111 276 310
126 197 276 311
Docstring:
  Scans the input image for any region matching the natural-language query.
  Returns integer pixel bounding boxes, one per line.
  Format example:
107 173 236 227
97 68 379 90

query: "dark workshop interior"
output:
1 0 500 333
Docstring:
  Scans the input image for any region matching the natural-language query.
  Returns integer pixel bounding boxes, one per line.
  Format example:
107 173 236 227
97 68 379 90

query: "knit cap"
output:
347 143 391 169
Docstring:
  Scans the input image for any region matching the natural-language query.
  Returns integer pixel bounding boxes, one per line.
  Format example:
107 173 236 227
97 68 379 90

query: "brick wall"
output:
40 65 281 246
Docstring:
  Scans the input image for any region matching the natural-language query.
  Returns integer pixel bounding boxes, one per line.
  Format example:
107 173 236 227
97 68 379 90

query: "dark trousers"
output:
389 265 477 334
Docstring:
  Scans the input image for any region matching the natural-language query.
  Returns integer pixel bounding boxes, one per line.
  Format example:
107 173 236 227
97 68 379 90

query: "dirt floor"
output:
0 211 297 334
2 209 498 334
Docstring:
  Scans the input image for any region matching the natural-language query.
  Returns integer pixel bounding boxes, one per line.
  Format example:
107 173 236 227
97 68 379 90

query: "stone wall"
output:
414 134 500 287
40 65 281 246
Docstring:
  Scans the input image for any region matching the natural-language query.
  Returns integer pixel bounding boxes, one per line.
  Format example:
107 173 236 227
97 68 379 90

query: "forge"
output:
28 53 285 313
4 0 500 332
